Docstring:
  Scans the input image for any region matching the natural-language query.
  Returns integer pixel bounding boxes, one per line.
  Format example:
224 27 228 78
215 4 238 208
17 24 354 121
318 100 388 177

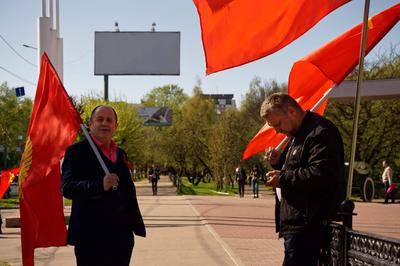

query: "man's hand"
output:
265 170 280 188
264 147 281 166
103 173 120 191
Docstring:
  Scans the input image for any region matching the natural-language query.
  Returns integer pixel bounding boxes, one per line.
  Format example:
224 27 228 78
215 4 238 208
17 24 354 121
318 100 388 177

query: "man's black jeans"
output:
282 226 325 266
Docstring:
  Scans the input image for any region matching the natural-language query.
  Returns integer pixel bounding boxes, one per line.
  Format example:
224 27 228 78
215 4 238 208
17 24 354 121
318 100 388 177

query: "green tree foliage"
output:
0 82 32 169
240 77 287 127
347 44 400 80
325 46 400 178
179 89 216 175
327 100 400 172
239 77 287 168
140 84 188 168
209 108 246 190
141 84 188 112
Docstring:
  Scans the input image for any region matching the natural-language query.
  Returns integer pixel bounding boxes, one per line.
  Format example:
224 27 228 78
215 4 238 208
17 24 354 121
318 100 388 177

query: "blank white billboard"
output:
95 31 180 75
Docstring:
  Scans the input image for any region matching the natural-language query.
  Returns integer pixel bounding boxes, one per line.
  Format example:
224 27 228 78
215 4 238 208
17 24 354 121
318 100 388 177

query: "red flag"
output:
242 3 400 161
193 0 350 75
289 3 400 105
0 167 19 199
18 53 82 266
242 125 286 161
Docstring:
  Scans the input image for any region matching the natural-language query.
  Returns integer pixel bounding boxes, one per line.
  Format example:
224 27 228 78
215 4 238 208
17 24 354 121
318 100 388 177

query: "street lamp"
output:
22 44 38 50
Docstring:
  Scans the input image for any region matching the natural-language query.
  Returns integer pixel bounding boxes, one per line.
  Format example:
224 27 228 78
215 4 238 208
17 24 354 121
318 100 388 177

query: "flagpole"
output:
80 125 110 174
275 86 335 151
80 124 118 190
346 0 370 200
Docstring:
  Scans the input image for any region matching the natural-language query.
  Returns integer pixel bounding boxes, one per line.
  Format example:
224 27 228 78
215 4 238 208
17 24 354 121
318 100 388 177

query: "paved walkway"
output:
0 175 399 265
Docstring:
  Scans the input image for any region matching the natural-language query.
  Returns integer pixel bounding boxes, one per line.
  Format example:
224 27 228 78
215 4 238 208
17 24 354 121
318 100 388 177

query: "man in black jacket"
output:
262 93 345 266
62 105 146 266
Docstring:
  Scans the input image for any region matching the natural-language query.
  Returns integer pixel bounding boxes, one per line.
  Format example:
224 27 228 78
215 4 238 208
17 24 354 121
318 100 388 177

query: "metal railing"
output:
325 222 400 265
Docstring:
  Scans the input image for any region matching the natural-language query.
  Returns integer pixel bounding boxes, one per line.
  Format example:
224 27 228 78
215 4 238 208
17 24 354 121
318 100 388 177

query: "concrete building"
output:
202 94 236 114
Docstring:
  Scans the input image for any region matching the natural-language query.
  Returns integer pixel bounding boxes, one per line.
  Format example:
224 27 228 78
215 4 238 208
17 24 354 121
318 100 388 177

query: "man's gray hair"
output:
260 93 302 119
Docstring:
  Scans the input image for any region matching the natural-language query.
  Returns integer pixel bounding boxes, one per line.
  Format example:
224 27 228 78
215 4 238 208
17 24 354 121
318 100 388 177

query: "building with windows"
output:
202 94 236 114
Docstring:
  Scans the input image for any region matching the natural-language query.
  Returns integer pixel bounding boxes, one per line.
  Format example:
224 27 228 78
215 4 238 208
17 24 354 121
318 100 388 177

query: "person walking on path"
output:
149 164 160 195
262 93 346 266
61 105 146 266
250 164 261 198
235 164 246 198
382 160 395 204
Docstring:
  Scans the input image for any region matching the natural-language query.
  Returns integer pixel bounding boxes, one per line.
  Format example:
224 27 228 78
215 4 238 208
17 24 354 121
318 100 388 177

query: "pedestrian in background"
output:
236 164 246 198
382 160 395 204
250 164 261 198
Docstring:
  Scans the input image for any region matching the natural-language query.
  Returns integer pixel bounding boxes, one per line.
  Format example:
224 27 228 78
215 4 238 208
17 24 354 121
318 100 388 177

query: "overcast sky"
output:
1 0 399 106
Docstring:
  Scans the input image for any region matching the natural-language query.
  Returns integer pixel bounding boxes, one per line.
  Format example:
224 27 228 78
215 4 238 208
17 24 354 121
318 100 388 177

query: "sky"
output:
0 0 399 106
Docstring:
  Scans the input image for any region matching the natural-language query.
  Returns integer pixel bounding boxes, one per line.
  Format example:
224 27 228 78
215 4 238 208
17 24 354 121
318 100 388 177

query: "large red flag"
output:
242 3 400 161
193 0 350 75
0 167 19 199
289 3 400 105
18 53 82 266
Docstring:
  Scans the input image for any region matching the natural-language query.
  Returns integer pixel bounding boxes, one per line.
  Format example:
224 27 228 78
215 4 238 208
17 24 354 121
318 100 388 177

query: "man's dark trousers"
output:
282 226 325 266
74 229 134 266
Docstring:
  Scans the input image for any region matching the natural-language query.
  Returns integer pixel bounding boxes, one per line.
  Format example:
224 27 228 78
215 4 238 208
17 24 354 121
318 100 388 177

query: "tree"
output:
209 108 247 191
325 45 400 178
239 77 287 168
178 87 216 179
140 84 188 168
141 84 188 111
0 82 32 169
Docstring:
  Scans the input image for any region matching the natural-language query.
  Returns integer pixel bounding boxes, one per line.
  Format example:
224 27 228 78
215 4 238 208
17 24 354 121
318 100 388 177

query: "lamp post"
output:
22 44 38 50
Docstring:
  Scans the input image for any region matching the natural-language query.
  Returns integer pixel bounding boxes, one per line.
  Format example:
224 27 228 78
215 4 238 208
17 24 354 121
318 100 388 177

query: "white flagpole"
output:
80 125 110 175
346 0 370 200
80 124 117 190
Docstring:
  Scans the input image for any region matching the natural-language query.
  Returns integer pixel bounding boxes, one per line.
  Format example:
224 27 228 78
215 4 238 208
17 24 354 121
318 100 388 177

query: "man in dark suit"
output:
61 105 146 266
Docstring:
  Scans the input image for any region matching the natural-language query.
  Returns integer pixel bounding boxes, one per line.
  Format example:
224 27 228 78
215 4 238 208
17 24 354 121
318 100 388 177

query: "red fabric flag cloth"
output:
241 125 286 161
242 3 400 161
18 53 82 266
289 3 400 103
0 167 19 199
193 0 350 75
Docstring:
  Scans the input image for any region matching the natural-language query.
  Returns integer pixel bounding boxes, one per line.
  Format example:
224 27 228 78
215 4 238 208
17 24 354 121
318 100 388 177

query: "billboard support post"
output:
104 75 109 101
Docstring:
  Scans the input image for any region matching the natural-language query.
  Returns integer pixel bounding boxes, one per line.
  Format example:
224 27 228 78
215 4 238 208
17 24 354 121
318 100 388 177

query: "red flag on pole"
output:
18 53 82 266
193 0 350 75
242 3 400 161
289 3 400 102
0 167 19 199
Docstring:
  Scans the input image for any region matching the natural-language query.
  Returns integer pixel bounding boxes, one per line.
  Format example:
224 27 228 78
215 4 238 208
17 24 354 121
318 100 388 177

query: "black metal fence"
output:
327 222 400 265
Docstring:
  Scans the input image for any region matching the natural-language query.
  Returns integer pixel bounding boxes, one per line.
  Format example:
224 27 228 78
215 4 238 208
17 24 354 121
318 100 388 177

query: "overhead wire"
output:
0 65 36 86
0 34 37 67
